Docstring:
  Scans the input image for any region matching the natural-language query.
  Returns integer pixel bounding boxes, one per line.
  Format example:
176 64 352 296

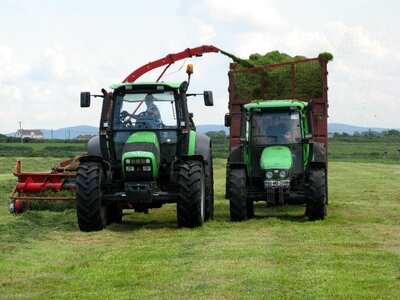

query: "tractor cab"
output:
243 100 311 185
109 82 183 163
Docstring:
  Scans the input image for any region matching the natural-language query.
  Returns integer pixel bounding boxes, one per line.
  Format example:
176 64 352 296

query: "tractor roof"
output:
110 82 181 90
244 100 307 111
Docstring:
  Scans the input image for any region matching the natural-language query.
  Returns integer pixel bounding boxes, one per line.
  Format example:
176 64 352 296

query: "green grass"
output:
0 142 86 157
0 157 399 299
329 140 400 164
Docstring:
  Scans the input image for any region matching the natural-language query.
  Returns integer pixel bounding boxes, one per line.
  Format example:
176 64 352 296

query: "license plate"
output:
264 180 290 188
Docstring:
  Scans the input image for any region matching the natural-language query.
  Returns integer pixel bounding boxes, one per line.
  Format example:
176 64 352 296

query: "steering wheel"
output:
120 110 133 127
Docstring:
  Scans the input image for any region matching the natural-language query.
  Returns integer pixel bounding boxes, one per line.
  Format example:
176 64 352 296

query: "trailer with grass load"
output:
225 55 331 221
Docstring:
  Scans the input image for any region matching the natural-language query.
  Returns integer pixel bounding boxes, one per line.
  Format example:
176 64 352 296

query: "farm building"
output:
15 129 44 140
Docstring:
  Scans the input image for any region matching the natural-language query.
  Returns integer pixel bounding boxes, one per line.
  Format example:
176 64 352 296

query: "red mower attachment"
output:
9 155 83 213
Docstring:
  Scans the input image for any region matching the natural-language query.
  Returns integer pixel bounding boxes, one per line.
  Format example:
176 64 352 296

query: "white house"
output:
15 129 44 139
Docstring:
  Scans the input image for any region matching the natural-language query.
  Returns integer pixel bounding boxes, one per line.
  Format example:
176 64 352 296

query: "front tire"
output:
76 163 107 232
177 161 206 228
307 168 327 221
229 168 247 222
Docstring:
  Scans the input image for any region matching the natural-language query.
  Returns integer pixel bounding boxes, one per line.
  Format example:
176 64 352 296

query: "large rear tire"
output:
177 161 206 228
76 163 107 232
204 151 214 221
229 168 247 222
307 168 327 221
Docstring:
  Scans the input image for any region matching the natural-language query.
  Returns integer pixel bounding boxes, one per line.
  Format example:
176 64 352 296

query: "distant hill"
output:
5 123 398 139
196 125 228 134
40 125 98 139
328 123 399 135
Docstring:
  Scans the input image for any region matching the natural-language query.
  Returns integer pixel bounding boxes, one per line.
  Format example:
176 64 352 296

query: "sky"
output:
1 0 399 133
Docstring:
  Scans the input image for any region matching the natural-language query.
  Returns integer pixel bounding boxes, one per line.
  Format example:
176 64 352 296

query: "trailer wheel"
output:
307 168 327 221
177 161 205 228
229 168 247 221
76 163 107 232
204 151 214 221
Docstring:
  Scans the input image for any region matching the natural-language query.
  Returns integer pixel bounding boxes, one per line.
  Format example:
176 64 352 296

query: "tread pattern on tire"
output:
229 168 247 222
76 163 106 232
307 168 327 221
177 161 205 228
204 152 214 221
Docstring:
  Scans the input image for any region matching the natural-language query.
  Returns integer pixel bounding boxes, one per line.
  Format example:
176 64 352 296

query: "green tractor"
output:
225 99 327 221
77 65 214 231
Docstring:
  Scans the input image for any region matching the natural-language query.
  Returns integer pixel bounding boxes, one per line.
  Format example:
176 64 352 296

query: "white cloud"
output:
0 45 30 80
28 46 69 81
327 21 390 59
202 0 284 30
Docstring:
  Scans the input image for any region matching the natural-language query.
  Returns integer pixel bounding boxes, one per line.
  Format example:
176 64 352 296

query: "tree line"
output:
332 129 400 142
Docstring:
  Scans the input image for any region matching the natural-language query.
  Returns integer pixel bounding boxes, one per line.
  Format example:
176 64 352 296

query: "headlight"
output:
143 165 152 172
126 166 135 172
279 170 287 178
266 171 273 179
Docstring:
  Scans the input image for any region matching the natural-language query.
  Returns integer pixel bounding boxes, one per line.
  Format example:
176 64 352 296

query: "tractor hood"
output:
260 146 292 170
122 131 160 179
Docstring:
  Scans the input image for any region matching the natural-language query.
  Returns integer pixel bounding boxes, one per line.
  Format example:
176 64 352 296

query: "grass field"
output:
0 153 399 298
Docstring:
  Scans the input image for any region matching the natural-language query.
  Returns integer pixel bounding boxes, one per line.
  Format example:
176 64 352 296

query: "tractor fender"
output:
87 135 102 157
79 155 112 183
179 154 204 163
194 133 211 162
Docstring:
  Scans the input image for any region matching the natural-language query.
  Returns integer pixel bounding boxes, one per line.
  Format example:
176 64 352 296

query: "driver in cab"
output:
133 94 161 123
266 115 292 142
121 94 162 128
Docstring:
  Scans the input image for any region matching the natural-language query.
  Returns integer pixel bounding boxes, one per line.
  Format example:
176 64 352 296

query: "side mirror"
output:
224 113 231 127
203 91 214 106
80 92 91 107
